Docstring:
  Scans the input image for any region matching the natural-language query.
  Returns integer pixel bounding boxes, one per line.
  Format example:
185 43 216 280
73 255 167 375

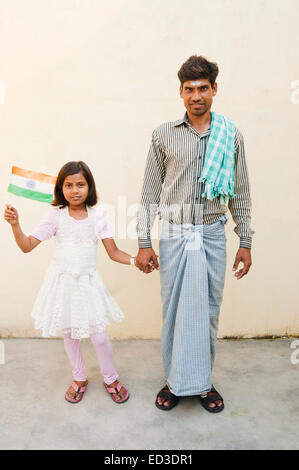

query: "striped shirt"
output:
136 113 255 249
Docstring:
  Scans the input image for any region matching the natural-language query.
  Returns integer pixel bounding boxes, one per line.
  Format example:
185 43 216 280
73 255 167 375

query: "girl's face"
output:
62 172 89 207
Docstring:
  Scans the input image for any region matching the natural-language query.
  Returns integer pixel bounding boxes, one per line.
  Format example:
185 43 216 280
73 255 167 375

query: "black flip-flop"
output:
155 386 179 411
198 386 224 413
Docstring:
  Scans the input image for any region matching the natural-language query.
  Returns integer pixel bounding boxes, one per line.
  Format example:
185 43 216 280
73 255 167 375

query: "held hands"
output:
232 247 252 280
4 204 19 226
135 248 159 274
134 246 252 278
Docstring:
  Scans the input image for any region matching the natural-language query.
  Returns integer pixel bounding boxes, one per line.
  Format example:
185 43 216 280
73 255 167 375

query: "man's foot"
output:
155 386 179 410
156 386 222 408
198 386 224 413
104 380 130 403
156 385 172 408
205 390 223 408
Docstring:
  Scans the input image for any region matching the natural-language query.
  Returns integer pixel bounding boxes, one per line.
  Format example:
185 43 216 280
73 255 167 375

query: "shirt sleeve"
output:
95 211 114 240
136 128 166 248
30 208 60 241
228 128 255 249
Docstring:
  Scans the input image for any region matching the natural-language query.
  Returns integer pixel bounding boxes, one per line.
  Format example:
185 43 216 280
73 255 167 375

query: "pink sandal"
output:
104 381 130 404
65 381 88 404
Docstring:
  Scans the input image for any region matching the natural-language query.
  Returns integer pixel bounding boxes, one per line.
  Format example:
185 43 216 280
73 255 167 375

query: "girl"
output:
4 161 153 404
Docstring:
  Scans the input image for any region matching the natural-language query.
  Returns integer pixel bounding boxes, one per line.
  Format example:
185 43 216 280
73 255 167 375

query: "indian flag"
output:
8 166 56 203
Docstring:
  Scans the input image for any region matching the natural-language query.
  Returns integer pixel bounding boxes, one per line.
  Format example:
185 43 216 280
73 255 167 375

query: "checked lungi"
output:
159 214 228 396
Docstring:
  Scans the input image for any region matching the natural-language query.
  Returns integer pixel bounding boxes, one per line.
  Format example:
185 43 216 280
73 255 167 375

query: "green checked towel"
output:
198 111 235 205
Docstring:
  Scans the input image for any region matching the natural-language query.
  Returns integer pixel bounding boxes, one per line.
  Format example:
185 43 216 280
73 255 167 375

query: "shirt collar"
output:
173 112 211 136
173 114 189 127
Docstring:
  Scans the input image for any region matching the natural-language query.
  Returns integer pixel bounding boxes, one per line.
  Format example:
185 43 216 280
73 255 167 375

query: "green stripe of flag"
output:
8 184 53 204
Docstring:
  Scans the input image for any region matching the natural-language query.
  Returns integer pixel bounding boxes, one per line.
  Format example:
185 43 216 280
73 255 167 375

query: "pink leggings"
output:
64 331 118 385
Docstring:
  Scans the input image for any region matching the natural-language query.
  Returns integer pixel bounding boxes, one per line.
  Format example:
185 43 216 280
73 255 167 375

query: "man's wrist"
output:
239 236 252 249
138 238 152 249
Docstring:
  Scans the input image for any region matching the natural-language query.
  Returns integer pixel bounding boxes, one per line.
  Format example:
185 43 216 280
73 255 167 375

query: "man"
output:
135 55 254 412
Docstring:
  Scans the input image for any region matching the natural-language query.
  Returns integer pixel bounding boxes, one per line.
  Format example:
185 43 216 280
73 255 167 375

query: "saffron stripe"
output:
8 184 53 203
12 166 56 185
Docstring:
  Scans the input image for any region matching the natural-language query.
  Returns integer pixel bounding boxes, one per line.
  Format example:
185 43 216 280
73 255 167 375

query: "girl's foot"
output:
65 380 88 403
104 380 130 403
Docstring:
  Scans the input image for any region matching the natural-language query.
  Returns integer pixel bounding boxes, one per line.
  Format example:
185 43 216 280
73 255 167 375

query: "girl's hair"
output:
52 161 98 207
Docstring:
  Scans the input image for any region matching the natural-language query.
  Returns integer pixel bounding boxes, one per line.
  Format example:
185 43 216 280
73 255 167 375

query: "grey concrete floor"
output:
0 338 298 450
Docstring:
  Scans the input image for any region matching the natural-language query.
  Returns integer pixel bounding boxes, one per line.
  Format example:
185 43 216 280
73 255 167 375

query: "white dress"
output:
31 206 124 339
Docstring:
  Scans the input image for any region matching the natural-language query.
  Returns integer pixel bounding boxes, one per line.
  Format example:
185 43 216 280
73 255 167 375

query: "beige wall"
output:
1 0 298 339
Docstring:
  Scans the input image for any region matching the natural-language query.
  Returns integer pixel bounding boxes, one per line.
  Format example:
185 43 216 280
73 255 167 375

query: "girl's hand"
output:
147 260 156 272
4 204 19 225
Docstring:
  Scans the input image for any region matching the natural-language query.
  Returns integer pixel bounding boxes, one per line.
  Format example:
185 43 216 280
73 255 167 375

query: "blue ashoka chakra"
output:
26 180 36 189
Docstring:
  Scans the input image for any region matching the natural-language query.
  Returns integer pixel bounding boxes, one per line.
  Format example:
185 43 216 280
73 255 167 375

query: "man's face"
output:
180 78 217 117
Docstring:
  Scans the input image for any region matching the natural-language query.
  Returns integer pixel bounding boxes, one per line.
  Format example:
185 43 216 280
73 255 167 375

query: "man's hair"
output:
52 160 98 207
178 55 219 87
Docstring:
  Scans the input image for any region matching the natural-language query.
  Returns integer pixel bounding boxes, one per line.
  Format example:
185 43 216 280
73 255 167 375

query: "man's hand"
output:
135 248 159 274
232 248 252 280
